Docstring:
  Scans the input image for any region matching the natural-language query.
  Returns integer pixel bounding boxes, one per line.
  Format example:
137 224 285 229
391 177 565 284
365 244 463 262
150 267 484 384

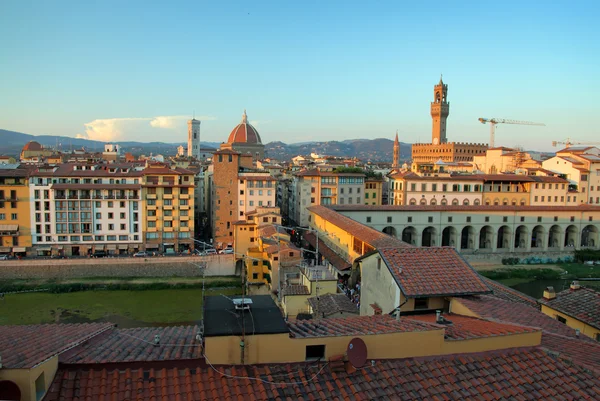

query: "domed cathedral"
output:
219 110 265 160
411 77 487 172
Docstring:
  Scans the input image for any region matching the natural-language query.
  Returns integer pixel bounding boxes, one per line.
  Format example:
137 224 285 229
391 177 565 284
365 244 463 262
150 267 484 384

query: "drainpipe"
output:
395 298 409 321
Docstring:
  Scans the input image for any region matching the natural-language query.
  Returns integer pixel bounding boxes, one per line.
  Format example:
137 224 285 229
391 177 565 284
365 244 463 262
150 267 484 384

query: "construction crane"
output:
478 118 545 148
551 138 600 148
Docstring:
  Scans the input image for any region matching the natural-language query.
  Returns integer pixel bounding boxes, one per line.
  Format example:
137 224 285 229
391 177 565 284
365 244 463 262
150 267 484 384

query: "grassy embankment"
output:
0 276 242 325
478 262 600 285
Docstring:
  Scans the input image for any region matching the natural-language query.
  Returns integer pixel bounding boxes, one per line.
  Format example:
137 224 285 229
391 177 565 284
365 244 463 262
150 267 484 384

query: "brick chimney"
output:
543 286 556 300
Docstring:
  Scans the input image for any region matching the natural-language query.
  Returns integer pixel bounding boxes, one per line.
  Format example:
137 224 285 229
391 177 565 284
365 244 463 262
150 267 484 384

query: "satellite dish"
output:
347 337 367 368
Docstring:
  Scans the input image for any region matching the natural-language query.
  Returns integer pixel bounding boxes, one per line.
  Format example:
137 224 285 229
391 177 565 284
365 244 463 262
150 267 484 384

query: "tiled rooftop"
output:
59 325 202 364
541 332 600 372
482 277 538 307
282 284 310 296
45 348 600 401
331 204 600 212
0 323 113 368
307 293 358 317
408 314 539 340
304 232 351 271
457 295 588 339
308 205 412 250
288 314 438 338
379 247 491 297
539 286 600 330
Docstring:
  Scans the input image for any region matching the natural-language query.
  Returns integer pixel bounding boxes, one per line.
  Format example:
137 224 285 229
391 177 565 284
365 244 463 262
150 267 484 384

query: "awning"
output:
146 244 159 249
0 224 18 231
12 247 26 252
36 246 52 251
0 247 10 253
106 245 117 250
163 243 174 246
118 244 129 250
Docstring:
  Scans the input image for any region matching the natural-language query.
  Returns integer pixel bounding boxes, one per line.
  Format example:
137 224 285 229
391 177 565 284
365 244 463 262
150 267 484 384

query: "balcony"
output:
147 215 157 220
179 205 189 210
93 194 103 199
147 194 157 200
55 194 66 200
163 194 173 199
179 194 189 200
67 195 79 200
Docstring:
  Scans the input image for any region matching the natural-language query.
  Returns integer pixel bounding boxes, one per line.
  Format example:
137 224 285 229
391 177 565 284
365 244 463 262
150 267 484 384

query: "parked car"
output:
201 248 218 256
0 254 10 260
92 250 107 258
133 251 149 258
220 248 234 255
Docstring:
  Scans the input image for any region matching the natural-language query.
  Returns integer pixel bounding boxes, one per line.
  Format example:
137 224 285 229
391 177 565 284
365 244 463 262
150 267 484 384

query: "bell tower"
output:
430 76 449 145
187 118 201 158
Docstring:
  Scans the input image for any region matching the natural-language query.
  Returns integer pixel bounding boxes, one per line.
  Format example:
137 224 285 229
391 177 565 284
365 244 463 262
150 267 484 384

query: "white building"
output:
237 172 276 218
29 163 144 256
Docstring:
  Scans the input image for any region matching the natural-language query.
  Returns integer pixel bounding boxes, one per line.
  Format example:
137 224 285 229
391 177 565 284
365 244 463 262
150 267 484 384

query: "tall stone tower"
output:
430 76 449 145
392 131 400 169
187 118 201 158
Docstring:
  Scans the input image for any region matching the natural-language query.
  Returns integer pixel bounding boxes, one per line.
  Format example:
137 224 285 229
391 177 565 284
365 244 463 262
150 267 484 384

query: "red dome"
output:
23 141 43 151
227 110 262 144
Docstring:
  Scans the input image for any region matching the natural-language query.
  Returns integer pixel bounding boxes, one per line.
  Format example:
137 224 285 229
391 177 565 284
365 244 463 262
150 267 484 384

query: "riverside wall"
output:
0 255 235 279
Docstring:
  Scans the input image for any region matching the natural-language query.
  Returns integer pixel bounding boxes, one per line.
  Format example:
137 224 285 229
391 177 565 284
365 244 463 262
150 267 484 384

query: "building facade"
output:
0 165 32 256
29 163 144 256
141 164 195 253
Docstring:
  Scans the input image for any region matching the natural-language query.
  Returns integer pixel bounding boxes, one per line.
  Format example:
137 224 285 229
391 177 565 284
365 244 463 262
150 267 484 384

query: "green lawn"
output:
557 262 600 279
0 288 240 326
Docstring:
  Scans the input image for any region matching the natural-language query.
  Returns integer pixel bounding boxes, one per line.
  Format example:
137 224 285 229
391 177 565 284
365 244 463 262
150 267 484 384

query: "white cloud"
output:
78 115 216 142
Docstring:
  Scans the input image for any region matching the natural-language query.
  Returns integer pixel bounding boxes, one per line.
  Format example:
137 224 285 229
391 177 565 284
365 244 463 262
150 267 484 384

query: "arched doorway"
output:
497 225 511 249
582 225 599 248
479 226 494 249
442 226 457 247
564 225 578 248
382 226 397 238
422 226 437 247
461 226 475 250
548 225 561 248
531 225 544 248
0 381 21 401
402 226 417 245
514 225 528 249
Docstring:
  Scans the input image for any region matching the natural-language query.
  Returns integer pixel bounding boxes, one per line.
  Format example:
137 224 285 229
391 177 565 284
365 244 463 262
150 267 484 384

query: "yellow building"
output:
281 264 339 318
364 177 383 205
141 163 195 253
539 283 600 341
0 165 32 256
245 247 272 286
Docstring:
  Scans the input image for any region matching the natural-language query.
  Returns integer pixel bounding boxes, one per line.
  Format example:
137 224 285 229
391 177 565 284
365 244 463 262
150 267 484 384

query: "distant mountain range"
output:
0 129 410 162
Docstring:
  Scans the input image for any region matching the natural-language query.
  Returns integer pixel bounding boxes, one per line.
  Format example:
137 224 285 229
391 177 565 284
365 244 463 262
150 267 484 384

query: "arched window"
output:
420 198 427 205
503 198 508 206
511 200 517 206
520 199 526 206
430 198 437 205
463 199 470 205
441 198 448 205
474 199 481 205
485 200 490 205
452 199 459 205
409 198 417 205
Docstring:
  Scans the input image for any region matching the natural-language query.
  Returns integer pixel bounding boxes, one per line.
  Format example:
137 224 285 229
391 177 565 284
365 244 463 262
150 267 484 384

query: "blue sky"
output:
0 0 598 150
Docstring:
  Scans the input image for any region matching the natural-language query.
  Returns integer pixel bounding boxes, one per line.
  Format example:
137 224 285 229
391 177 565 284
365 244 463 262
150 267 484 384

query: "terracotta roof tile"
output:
308 206 412 250
307 293 358 317
379 247 491 297
288 314 438 338
282 285 310 296
407 314 539 340
44 348 600 401
0 323 113 368
541 332 600 372
59 325 202 364
304 232 351 271
457 295 588 339
538 286 600 330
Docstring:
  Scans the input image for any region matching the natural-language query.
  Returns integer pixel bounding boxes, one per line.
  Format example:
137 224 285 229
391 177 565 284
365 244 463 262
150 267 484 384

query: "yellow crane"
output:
478 118 545 148
552 138 600 148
